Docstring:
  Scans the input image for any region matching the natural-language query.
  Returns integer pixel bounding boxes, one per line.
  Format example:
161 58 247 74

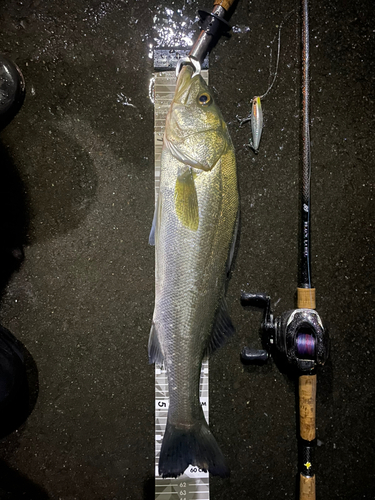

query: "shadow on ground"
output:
0 141 28 295
0 459 50 499
0 141 39 437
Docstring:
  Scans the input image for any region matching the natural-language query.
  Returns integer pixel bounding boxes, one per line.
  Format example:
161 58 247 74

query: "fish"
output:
149 64 239 478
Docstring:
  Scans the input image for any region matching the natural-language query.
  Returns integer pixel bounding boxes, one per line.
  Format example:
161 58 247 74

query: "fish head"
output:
164 65 230 171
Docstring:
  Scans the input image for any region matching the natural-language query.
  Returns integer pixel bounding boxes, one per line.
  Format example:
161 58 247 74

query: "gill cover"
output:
165 65 230 172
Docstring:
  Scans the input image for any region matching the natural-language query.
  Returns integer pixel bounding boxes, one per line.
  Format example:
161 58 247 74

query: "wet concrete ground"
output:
0 0 374 498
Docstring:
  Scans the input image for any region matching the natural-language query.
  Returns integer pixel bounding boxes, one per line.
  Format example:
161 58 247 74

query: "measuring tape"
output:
153 68 210 500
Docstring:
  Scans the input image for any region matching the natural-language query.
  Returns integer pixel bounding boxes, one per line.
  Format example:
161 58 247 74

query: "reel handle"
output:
240 292 272 364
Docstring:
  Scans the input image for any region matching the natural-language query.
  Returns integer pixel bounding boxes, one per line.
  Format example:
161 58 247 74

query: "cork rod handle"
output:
299 374 317 500
300 474 315 500
213 0 237 11
299 374 316 441
298 285 317 499
297 287 316 309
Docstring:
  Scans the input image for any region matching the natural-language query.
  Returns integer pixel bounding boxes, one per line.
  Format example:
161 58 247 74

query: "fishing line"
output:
296 332 316 358
237 9 294 152
258 9 294 100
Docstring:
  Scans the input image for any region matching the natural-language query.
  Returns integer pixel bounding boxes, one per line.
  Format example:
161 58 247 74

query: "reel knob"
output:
240 292 269 309
241 347 268 363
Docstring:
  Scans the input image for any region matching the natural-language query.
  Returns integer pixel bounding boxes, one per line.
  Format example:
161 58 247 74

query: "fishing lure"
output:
237 96 263 153
238 11 293 153
250 97 263 153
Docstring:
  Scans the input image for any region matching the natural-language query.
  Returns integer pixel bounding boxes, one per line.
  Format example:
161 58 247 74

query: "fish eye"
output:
197 92 212 106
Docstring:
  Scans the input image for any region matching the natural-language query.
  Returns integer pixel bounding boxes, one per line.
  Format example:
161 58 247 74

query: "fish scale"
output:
157 155 224 424
156 145 236 419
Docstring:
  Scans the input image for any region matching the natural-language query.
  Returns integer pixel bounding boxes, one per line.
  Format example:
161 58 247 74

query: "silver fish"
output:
149 65 239 478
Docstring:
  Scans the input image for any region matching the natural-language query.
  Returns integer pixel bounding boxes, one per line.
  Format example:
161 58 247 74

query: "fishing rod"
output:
240 1 329 499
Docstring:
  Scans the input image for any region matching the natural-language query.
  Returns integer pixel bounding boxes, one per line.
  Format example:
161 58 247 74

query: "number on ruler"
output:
189 467 203 473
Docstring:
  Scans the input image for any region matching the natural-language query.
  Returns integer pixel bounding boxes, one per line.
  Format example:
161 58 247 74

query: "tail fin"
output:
159 419 229 478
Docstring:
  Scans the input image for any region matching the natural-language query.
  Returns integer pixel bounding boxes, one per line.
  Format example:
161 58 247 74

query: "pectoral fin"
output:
174 168 199 231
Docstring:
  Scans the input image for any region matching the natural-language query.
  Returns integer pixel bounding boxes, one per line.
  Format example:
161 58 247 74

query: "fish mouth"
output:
174 65 198 105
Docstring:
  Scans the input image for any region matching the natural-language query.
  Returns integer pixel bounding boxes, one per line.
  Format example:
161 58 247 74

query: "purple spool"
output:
296 334 316 359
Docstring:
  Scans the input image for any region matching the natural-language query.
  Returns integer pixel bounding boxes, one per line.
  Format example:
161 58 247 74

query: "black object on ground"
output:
0 55 26 131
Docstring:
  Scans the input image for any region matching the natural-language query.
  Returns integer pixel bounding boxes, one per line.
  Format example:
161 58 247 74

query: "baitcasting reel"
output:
240 292 329 372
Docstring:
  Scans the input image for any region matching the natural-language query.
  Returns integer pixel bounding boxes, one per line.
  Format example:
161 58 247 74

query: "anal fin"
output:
227 211 239 275
148 322 164 365
204 298 235 358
